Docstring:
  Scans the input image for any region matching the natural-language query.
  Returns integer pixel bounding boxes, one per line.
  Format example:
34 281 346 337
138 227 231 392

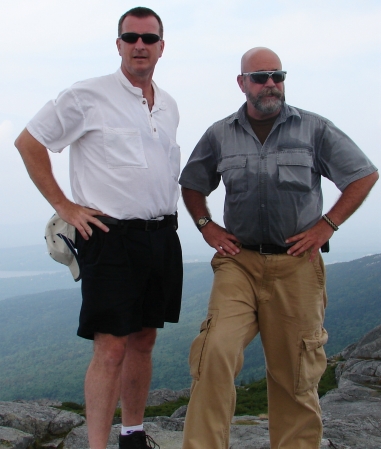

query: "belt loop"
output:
259 244 271 255
118 219 129 235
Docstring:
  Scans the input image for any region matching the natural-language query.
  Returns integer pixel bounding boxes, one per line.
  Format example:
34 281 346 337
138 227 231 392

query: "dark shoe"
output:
119 431 160 449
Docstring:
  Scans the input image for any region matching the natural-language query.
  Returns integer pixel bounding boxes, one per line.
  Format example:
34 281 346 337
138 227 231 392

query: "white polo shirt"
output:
27 69 180 220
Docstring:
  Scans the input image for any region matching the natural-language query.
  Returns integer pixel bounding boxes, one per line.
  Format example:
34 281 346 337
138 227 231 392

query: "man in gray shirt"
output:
179 47 378 449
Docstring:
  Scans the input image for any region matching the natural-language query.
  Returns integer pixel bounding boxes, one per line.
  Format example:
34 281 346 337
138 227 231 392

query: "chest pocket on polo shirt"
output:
103 127 148 169
277 150 313 191
217 155 248 194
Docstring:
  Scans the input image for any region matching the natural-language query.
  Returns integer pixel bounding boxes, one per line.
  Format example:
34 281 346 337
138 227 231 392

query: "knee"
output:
93 334 128 368
128 328 157 354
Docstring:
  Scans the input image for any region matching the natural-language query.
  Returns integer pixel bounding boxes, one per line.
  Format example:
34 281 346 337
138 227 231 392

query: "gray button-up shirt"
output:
179 103 377 246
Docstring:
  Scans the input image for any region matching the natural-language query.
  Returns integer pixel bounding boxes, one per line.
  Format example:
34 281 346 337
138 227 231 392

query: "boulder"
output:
0 401 84 439
321 324 381 448
0 425 34 449
146 388 190 406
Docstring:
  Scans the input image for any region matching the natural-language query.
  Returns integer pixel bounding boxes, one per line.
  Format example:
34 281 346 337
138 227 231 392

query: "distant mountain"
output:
0 254 380 402
0 271 76 301
0 244 61 271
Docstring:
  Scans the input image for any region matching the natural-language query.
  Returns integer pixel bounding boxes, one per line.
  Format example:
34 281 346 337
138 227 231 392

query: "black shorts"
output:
76 222 183 340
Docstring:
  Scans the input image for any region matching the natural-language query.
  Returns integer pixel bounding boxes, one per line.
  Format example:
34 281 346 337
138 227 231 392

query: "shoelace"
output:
145 434 160 449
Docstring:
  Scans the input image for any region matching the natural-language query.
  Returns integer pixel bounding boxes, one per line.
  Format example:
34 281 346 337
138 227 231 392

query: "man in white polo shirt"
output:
15 7 181 449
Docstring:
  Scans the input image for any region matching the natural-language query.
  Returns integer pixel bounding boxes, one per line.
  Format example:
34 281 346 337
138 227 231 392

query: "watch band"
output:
196 216 212 231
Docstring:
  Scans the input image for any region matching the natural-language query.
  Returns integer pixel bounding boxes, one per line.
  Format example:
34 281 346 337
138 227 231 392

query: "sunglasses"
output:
242 70 287 84
119 33 162 44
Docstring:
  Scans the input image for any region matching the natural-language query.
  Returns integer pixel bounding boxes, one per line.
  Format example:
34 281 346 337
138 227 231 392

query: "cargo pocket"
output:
295 327 328 394
189 310 219 380
312 253 325 290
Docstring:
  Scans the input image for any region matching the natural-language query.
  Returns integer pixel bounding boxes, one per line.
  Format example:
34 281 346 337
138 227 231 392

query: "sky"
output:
0 0 380 263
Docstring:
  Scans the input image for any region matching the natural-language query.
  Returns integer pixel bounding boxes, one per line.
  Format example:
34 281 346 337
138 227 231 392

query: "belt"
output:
242 241 330 254
241 244 289 255
95 214 178 231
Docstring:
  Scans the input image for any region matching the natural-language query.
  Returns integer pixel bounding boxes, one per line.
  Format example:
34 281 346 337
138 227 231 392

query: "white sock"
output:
121 424 144 436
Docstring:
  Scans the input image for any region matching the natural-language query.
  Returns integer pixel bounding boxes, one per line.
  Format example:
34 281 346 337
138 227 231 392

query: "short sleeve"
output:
27 88 86 153
179 128 221 196
315 121 377 192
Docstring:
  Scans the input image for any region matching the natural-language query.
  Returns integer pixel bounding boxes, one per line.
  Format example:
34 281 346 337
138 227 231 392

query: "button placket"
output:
258 147 269 241
141 98 159 138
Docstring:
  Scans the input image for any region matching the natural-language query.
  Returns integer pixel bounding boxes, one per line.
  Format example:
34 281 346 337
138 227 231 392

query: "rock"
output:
142 422 183 449
146 388 190 406
320 324 381 448
0 425 34 449
63 423 185 449
40 437 65 449
340 324 381 360
0 401 84 439
170 405 187 419
144 416 184 431
336 324 381 389
63 424 119 449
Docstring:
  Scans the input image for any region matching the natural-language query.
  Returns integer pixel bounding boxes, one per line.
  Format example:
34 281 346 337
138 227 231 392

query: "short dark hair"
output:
118 7 163 38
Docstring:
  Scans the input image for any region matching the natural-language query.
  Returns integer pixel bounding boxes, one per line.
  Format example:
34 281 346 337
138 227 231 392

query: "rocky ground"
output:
1 324 380 449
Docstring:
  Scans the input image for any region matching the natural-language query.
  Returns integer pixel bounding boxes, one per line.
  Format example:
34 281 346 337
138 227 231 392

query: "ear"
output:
116 37 122 56
237 74 246 93
158 39 165 58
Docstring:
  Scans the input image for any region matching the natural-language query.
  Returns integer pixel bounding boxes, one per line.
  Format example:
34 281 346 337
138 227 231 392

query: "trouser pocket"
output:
189 310 219 380
295 326 328 394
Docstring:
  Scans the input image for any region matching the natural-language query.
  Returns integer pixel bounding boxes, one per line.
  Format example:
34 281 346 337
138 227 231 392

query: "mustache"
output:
258 87 283 99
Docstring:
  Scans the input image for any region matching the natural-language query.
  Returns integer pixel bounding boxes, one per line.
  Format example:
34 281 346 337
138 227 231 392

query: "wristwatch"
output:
196 216 212 231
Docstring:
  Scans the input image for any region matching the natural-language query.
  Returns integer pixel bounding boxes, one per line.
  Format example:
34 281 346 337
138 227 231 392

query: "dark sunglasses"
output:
119 33 161 44
242 70 287 84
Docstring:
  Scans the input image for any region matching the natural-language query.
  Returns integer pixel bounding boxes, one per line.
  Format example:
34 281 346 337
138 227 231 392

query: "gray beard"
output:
248 87 285 115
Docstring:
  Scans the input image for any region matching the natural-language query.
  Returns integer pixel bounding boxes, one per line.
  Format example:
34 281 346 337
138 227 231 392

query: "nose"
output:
134 37 145 49
264 75 276 87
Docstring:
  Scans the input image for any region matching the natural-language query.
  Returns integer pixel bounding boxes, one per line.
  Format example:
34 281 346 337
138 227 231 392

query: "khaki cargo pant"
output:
182 249 328 449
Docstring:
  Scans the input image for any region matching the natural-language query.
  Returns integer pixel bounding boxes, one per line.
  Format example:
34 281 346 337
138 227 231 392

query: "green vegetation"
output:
235 378 268 416
144 397 190 417
56 401 86 416
145 365 337 418
50 363 338 420
318 363 338 398
0 255 378 402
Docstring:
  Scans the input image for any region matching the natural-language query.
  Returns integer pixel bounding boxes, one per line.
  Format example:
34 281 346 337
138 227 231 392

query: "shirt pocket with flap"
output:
103 127 148 169
217 155 248 194
277 149 313 192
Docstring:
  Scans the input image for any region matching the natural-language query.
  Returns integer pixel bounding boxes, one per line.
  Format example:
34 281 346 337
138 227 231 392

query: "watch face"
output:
198 218 207 226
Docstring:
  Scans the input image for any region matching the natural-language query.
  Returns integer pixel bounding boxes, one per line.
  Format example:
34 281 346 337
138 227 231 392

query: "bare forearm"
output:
325 171 379 226
181 187 211 223
15 128 109 239
15 128 69 212
181 186 240 256
286 171 378 261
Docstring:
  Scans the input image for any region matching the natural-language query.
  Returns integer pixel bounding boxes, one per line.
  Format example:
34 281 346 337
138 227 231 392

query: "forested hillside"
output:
0 254 380 402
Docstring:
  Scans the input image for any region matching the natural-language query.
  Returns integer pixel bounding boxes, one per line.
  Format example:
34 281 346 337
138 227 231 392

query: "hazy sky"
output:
0 0 380 261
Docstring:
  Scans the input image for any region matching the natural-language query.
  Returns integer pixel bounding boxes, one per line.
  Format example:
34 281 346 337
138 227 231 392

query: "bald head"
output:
237 47 285 120
241 47 282 74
